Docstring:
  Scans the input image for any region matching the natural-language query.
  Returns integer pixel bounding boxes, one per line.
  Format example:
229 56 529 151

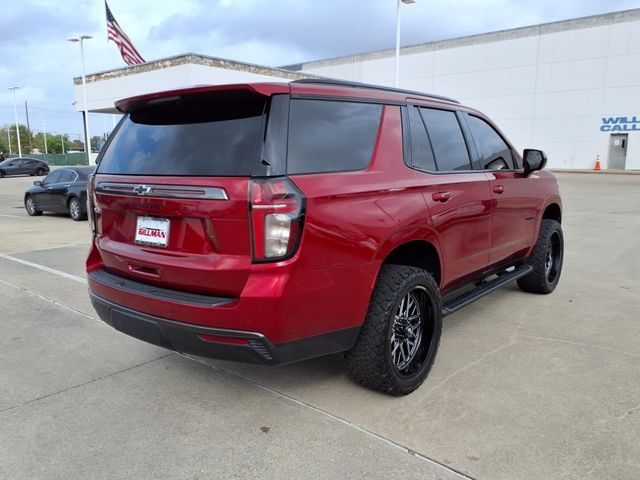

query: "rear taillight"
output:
87 174 100 235
250 178 305 262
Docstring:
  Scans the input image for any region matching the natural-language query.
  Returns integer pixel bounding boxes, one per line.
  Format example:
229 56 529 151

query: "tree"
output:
47 134 70 154
69 139 84 151
33 133 72 153
32 132 45 153
33 133 72 154
91 135 108 152
1 123 32 155
0 132 8 156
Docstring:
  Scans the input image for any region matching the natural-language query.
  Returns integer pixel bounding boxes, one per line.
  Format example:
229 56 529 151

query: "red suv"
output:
86 80 563 395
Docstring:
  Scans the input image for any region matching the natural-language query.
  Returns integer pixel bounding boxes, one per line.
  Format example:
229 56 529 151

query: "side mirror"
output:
33 180 42 186
523 149 547 176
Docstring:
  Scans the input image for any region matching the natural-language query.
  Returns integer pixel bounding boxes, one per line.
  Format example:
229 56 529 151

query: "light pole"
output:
68 35 93 164
6 128 12 156
42 120 48 157
395 0 415 87
8 86 22 157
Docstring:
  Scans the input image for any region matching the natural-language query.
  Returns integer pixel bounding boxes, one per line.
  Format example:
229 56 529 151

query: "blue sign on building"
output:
601 116 640 132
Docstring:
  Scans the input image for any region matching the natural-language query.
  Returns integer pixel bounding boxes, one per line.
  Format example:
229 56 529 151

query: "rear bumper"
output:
91 293 360 365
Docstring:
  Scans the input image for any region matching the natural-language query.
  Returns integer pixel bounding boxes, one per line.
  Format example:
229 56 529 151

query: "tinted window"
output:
468 115 514 170
98 91 266 176
76 167 94 179
58 170 76 183
44 170 61 184
407 106 436 172
260 94 289 176
287 100 382 174
420 108 471 171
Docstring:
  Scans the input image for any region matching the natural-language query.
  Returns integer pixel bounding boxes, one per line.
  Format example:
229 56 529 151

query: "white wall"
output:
301 16 640 170
74 63 299 112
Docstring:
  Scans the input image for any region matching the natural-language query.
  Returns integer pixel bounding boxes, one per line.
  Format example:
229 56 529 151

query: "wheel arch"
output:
24 192 37 205
66 193 81 207
542 202 562 223
527 199 562 256
373 229 443 288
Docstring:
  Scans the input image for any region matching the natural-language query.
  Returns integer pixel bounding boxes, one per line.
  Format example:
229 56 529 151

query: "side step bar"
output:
442 265 533 317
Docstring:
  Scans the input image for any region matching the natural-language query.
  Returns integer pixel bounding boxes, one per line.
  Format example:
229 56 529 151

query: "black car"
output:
0 157 50 177
24 167 95 221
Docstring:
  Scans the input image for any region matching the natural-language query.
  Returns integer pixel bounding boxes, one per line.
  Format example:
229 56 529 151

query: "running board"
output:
442 265 533 317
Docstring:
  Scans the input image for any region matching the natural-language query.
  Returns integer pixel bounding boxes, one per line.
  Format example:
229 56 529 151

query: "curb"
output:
550 169 640 176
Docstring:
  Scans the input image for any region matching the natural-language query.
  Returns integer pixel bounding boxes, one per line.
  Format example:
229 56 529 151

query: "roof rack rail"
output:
291 78 460 104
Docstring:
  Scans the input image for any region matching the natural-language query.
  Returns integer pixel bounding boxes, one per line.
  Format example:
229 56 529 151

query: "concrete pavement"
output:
0 172 639 479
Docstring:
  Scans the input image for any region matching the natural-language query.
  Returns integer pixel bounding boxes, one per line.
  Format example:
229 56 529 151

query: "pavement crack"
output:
182 353 477 480
514 332 640 359
0 353 174 415
5 242 90 255
0 278 98 323
422 320 523 397
614 402 640 421
423 342 513 396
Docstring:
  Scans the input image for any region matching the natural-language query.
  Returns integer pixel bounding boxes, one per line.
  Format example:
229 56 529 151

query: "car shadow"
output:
1 174 43 178
194 351 354 391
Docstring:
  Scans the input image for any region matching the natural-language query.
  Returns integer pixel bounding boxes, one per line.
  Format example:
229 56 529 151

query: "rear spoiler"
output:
115 83 290 113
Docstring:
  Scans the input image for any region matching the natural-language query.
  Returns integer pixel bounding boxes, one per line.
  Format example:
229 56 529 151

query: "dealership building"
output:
75 8 640 170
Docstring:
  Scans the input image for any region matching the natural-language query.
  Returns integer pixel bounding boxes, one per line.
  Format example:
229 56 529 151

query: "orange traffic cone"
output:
594 155 601 171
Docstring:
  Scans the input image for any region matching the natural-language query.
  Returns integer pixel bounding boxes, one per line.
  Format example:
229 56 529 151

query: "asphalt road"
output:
1 172 638 479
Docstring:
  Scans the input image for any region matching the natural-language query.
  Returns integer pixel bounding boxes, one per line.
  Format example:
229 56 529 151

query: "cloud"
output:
147 0 640 65
1 0 639 135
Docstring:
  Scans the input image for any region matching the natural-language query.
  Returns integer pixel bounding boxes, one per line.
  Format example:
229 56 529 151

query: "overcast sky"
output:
1 0 638 140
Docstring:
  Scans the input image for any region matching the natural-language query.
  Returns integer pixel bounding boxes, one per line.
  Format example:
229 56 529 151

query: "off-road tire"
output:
517 219 563 294
345 265 442 396
25 195 42 216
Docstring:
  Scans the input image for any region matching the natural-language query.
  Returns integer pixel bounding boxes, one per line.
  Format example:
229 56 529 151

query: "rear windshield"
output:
97 90 266 176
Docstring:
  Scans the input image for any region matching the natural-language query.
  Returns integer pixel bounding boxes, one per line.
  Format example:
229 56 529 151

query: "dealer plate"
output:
135 216 170 248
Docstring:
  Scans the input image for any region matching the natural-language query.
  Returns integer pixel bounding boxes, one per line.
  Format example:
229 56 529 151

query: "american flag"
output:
105 1 145 66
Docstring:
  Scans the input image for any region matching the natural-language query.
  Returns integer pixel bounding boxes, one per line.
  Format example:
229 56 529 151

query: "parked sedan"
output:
24 167 95 221
0 157 50 177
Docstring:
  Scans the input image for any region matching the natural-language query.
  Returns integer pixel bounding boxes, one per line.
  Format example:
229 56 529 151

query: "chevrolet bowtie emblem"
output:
133 185 153 195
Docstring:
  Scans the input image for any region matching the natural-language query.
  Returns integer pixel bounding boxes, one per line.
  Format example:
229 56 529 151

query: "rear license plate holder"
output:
135 216 170 248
